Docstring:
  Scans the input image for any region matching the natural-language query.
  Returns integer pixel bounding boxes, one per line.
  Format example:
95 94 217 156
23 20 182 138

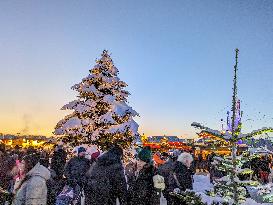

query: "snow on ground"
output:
193 173 214 193
192 174 272 205
117 173 272 205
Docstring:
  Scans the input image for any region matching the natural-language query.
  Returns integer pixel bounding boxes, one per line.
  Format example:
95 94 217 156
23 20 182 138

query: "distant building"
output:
148 136 186 143
0 134 55 148
140 135 191 151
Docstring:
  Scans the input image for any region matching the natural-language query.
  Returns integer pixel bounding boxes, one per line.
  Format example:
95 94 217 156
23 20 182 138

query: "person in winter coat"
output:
197 152 204 172
85 145 127 205
39 150 50 168
0 145 7 179
153 152 165 168
127 146 161 205
173 152 194 191
64 147 90 188
46 168 67 205
125 159 137 190
85 146 127 205
0 156 14 189
258 156 270 184
51 145 67 179
12 153 51 205
0 156 18 205
158 152 179 205
170 152 194 205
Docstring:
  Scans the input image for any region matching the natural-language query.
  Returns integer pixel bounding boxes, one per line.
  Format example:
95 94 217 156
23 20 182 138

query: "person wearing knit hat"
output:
127 146 161 205
64 146 90 188
84 145 127 205
77 147 86 155
137 146 152 163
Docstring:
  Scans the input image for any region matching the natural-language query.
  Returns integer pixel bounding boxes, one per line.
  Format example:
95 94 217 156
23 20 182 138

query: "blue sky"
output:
0 0 272 137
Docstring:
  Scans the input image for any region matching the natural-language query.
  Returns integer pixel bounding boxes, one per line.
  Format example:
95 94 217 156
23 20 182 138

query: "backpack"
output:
55 184 81 205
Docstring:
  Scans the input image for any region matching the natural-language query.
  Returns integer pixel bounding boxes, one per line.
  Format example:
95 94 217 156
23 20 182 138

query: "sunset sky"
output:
0 1 272 138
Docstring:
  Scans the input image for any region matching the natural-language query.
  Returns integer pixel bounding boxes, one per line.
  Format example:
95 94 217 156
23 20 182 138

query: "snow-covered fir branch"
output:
54 50 139 149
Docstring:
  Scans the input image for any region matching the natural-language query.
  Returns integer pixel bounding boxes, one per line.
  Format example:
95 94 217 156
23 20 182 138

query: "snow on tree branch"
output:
54 50 139 149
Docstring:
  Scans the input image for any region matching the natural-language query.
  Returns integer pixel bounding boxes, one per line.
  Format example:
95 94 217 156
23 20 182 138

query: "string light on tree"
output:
54 50 139 150
191 49 273 204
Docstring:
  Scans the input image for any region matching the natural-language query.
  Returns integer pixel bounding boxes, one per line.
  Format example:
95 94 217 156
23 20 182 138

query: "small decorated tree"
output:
206 153 259 203
192 49 273 204
54 50 139 150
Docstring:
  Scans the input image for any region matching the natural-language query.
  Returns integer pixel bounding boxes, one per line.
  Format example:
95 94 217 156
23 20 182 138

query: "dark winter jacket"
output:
250 157 260 175
85 149 127 205
0 153 8 188
125 161 137 189
64 156 90 186
0 156 15 205
158 159 176 194
0 156 14 191
258 160 270 172
174 161 193 191
46 169 67 205
51 149 67 178
127 163 160 205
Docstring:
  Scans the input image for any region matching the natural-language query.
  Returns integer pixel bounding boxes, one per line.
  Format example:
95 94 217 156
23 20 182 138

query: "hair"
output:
5 156 17 171
22 152 40 174
110 145 123 157
0 143 6 153
161 152 169 157
145 146 151 151
177 152 193 166
26 147 36 156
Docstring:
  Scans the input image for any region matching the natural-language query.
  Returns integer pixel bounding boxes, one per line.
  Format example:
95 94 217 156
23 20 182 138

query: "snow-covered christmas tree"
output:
54 50 139 150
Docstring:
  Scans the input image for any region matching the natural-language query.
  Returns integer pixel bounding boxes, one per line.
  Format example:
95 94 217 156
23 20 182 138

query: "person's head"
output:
171 150 181 161
14 145 20 150
56 145 63 152
0 143 6 153
177 152 194 168
78 147 86 157
12 153 19 161
161 152 169 161
137 146 152 164
5 156 18 177
26 147 36 155
91 151 100 161
109 145 123 160
20 153 40 173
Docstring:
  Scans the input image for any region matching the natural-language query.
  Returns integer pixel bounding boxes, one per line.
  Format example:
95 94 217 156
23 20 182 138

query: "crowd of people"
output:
1 142 273 205
195 151 273 184
0 143 195 205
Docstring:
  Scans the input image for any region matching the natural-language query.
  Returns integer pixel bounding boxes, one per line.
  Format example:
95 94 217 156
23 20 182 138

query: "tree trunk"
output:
231 142 238 204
